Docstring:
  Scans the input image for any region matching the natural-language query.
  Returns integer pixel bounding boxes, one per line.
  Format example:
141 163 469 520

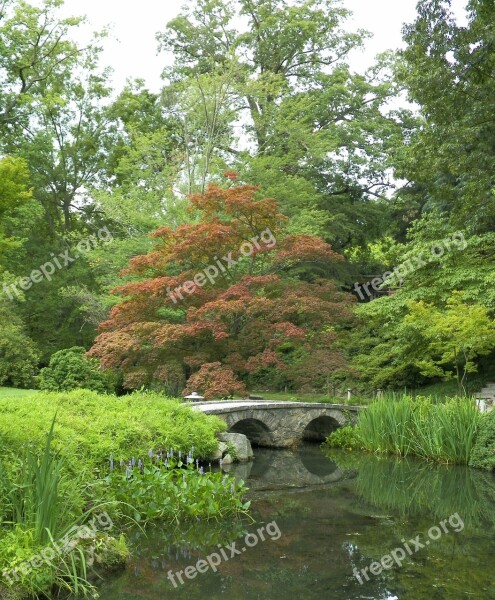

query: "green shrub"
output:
38 347 114 393
326 426 363 450
0 390 227 480
0 417 128 599
469 411 495 470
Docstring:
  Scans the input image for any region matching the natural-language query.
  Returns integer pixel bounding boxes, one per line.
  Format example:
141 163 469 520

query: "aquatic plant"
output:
327 395 481 465
102 448 250 525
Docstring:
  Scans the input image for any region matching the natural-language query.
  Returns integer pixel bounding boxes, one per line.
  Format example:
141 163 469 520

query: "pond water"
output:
98 444 495 600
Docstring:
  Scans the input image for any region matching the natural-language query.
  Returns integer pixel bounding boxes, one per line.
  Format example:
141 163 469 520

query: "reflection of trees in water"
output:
327 449 495 528
328 450 495 600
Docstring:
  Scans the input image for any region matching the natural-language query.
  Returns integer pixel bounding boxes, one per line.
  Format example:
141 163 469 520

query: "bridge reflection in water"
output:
222 444 353 491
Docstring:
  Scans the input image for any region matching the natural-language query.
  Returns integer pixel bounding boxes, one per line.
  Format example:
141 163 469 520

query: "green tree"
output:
0 299 39 387
159 0 403 277
348 210 495 390
0 0 122 358
403 293 495 394
0 0 85 130
395 0 495 232
0 156 33 262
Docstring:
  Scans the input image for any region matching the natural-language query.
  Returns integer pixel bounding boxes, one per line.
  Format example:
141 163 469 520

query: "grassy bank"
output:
327 395 482 465
0 390 250 599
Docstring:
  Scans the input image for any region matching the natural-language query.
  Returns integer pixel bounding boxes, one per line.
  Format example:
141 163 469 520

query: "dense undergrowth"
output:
327 395 483 465
469 409 495 470
0 390 250 599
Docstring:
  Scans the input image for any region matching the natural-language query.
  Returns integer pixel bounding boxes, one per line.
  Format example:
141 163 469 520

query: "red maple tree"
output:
88 181 355 398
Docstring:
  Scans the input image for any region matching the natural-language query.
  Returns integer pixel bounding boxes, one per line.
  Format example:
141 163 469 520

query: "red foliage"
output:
183 362 247 400
89 183 356 397
224 170 239 181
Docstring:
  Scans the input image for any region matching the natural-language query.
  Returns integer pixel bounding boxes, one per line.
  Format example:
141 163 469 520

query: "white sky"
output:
60 0 468 93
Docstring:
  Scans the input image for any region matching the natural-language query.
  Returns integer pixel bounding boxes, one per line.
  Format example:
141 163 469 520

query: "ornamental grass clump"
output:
327 394 481 465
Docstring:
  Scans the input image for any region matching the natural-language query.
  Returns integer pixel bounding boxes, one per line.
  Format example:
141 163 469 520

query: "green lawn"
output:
0 387 38 399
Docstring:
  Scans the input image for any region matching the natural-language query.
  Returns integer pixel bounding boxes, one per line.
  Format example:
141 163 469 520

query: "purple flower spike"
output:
120 459 124 468
110 455 114 471
138 459 143 470
199 466 204 475
131 457 136 467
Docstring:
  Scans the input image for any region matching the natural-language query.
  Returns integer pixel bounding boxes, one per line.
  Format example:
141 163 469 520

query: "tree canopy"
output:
89 181 355 396
0 0 493 396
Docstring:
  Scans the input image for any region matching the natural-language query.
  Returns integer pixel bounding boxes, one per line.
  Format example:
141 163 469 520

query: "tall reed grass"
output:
2 416 62 543
345 395 482 465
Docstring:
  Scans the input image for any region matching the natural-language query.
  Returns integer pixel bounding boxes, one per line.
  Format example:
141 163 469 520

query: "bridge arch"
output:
302 415 342 442
229 418 274 447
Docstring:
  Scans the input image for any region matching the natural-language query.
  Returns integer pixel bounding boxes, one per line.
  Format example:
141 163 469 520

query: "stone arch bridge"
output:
194 400 363 448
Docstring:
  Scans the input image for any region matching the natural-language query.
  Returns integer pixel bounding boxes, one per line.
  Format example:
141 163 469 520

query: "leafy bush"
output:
326 425 363 450
0 417 128 599
469 411 495 470
0 390 227 480
39 347 114 393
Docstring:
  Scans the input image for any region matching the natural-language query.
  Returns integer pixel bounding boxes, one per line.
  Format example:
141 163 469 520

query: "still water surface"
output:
98 445 495 600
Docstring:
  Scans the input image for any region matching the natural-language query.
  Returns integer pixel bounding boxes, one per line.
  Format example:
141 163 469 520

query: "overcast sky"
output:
60 0 468 93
